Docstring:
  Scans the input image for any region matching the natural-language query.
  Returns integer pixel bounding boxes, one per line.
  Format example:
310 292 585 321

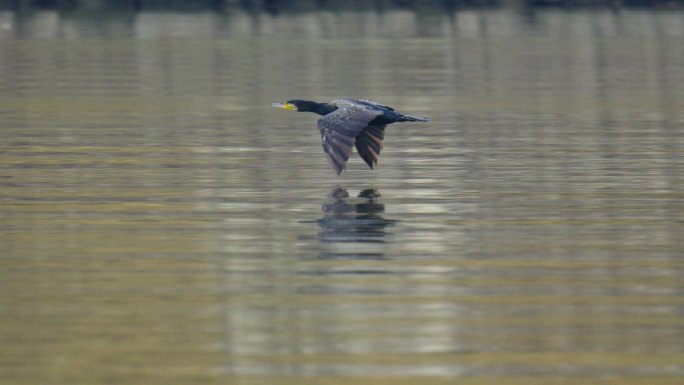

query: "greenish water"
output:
1 8 684 385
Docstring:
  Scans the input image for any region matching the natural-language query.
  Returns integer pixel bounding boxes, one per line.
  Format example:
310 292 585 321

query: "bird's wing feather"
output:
355 124 386 169
358 99 395 111
318 105 383 175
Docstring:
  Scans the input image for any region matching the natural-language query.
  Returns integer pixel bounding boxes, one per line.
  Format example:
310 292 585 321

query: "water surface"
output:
1 8 684 385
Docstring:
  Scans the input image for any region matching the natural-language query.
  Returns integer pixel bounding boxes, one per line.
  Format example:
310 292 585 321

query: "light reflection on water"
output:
1 6 684 385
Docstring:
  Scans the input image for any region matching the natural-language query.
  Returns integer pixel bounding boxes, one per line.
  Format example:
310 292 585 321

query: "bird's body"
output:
272 98 429 175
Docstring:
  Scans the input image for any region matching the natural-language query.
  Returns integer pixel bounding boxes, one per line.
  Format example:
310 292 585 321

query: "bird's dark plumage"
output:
272 98 429 175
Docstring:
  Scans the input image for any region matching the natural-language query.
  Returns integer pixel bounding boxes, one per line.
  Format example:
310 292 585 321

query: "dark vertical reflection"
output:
316 187 396 260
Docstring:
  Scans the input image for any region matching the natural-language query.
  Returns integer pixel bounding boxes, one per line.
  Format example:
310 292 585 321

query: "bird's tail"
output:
397 114 429 122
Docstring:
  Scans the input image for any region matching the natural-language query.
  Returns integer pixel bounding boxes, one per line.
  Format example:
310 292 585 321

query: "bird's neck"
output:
311 103 338 116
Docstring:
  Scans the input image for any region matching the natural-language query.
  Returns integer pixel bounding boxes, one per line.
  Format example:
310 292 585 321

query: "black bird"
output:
272 98 429 175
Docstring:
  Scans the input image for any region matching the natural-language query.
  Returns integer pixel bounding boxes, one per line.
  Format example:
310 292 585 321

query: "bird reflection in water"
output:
316 186 397 260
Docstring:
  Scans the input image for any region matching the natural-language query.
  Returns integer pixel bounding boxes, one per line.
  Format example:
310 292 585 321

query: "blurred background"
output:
1 1 683 385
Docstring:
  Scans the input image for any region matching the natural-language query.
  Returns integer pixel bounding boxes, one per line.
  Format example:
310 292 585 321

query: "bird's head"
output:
271 99 320 112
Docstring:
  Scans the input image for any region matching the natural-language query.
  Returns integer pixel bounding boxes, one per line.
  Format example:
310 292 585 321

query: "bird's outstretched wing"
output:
355 124 386 169
318 105 383 175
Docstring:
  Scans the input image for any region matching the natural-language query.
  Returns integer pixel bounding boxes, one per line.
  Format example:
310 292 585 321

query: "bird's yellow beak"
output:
272 102 297 111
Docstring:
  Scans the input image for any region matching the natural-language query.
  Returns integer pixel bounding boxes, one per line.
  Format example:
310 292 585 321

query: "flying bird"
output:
272 98 429 175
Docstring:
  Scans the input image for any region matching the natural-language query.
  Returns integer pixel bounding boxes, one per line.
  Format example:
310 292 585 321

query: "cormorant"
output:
272 98 429 175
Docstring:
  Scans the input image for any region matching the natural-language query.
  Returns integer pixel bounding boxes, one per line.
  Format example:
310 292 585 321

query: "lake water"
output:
1 7 683 385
